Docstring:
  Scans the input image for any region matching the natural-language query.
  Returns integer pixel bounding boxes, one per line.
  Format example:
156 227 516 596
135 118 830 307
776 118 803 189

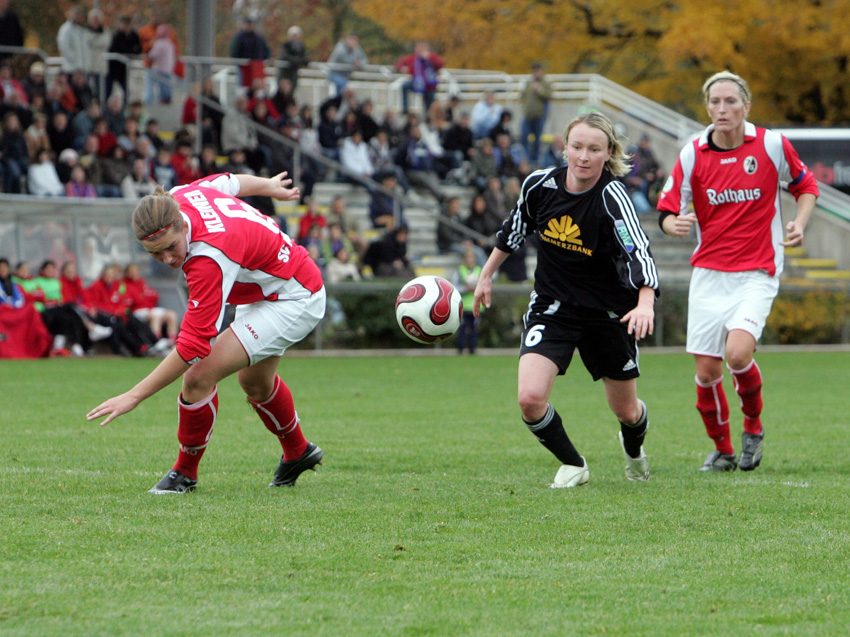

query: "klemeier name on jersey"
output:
705 187 762 205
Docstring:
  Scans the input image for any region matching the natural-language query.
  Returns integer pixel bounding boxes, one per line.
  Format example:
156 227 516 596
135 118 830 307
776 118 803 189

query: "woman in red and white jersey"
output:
87 172 326 494
658 71 818 473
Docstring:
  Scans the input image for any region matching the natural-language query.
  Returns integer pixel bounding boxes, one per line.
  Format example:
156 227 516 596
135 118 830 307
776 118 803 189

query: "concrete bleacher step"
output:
804 270 850 280
788 258 838 269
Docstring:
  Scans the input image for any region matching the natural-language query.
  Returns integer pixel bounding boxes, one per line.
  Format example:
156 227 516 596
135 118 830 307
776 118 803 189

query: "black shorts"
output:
519 306 640 381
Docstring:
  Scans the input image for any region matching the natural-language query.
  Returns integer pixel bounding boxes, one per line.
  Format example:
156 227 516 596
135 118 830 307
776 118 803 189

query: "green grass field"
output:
1 350 848 635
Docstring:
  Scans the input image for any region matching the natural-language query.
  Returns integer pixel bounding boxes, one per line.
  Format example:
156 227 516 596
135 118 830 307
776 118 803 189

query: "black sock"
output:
620 399 648 458
524 404 583 466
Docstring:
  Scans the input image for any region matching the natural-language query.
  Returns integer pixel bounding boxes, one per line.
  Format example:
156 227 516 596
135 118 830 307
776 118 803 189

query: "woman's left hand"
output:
268 172 301 201
621 303 654 340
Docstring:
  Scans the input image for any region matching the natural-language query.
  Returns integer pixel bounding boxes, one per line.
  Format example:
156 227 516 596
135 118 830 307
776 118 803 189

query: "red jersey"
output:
61 275 92 311
170 174 324 363
122 277 160 311
87 278 130 318
658 122 819 276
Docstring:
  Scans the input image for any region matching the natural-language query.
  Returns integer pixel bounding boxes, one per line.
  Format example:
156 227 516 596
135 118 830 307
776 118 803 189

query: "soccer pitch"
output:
1 350 848 635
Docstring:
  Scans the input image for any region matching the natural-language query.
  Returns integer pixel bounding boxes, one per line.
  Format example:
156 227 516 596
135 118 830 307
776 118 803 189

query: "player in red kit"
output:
658 71 818 472
87 172 326 493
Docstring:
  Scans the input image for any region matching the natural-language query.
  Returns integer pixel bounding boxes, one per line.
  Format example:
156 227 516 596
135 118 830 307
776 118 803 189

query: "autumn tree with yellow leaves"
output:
351 0 850 125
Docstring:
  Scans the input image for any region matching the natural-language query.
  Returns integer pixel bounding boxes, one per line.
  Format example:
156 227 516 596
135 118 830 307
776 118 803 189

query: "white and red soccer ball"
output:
395 275 463 344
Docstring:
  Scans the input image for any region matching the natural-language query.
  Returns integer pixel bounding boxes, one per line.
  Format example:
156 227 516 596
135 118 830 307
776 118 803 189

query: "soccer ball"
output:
395 275 463 344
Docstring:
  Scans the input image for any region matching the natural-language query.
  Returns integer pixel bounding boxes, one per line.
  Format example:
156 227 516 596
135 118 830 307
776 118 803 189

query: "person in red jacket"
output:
87 171 325 495
122 262 178 346
394 41 444 115
86 263 159 357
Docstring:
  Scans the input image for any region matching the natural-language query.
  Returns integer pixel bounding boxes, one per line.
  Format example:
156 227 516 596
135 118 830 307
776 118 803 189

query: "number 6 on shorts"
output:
524 324 545 347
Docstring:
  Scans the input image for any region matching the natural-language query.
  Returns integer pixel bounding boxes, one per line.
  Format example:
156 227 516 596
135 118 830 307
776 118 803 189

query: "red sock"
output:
731 360 763 435
695 376 734 455
173 387 218 480
249 374 309 461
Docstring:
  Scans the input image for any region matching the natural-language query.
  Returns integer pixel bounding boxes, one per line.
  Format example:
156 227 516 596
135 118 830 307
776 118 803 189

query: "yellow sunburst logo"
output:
543 216 583 245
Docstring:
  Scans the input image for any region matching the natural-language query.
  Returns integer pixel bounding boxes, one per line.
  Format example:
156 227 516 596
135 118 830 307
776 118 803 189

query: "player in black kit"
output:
473 111 659 487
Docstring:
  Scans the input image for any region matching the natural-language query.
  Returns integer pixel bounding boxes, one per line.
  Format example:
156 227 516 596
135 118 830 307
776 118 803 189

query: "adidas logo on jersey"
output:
622 359 637 371
542 177 558 189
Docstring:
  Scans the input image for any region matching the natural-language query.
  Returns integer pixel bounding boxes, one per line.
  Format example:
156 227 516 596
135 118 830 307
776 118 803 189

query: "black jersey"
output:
495 166 659 315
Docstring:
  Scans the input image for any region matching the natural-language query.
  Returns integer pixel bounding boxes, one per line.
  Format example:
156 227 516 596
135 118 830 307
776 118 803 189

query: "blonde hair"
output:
562 111 631 177
702 70 751 104
132 186 183 242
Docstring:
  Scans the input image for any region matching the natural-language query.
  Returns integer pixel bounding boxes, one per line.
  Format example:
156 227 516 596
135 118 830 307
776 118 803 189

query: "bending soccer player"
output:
87 172 325 493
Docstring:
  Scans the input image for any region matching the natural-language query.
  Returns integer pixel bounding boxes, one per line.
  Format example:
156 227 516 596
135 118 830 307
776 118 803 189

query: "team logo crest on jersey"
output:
743 156 758 175
541 216 592 255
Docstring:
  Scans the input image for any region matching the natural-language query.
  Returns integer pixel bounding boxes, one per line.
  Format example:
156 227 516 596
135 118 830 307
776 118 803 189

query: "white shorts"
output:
230 288 326 365
686 268 779 358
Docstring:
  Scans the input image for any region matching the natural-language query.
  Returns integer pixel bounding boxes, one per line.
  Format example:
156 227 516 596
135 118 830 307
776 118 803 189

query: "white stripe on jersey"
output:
506 168 558 250
604 180 659 290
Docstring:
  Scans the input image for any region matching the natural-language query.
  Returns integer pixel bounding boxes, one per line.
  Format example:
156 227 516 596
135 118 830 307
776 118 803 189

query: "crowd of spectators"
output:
3 4 646 331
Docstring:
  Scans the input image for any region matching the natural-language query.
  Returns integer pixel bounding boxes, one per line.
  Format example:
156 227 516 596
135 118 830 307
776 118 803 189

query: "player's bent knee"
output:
182 368 217 402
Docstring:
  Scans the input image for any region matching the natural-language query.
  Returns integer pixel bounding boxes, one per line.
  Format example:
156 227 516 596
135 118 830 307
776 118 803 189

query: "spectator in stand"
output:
27 148 65 197
520 62 553 166
47 73 78 116
126 98 148 129
92 117 117 157
369 127 409 192
107 15 141 104
70 99 100 149
85 9 111 101
145 24 177 104
56 147 79 183
198 144 220 176
442 111 475 172
0 257 51 358
143 118 165 154
79 133 106 192
100 144 130 196
493 131 521 181
0 62 27 107
470 90 503 139
324 242 360 284
471 136 498 191
0 111 27 193
369 170 406 231
181 76 223 152
444 94 461 123
437 196 487 266
483 175 510 225
65 164 97 198
170 140 201 186
221 95 260 160
394 123 446 204
362 225 416 279
21 62 47 105
271 77 296 121
87 262 159 357
116 117 141 153
231 15 270 89
121 155 157 199
541 134 566 169
123 262 178 349
327 34 368 96
57 5 88 79
394 41 444 115
278 25 308 90
357 99 379 143
24 112 51 161
321 222 357 269
465 194 500 257
0 258 25 307
317 101 342 163
150 146 176 190
103 93 126 136
0 0 24 63
327 195 365 255
296 197 327 244
339 128 374 185
625 134 664 214
69 69 94 111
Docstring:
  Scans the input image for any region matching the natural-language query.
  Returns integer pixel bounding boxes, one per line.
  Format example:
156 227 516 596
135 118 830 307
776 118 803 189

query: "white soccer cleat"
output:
88 324 113 342
618 431 649 482
550 457 589 488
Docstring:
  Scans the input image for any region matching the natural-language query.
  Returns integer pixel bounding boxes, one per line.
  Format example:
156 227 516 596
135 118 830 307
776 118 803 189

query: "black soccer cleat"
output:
148 469 197 494
739 431 764 471
269 442 323 487
698 450 738 472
